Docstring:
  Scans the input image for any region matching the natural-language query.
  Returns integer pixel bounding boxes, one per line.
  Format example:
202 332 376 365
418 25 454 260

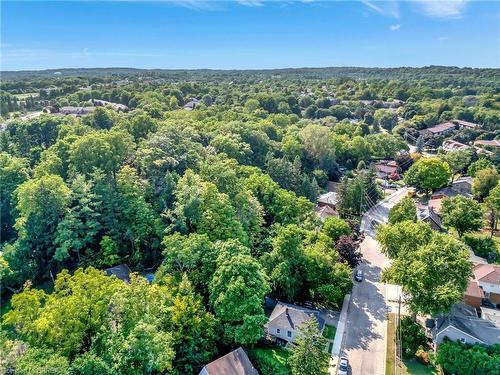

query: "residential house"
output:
452 176 473 196
473 264 500 304
433 303 500 347
59 106 95 116
416 205 443 231
315 205 338 221
421 122 456 136
374 160 399 180
481 305 500 327
442 139 470 153
317 191 338 210
265 302 325 344
92 99 129 112
427 196 443 215
463 280 484 308
474 140 500 148
199 348 258 375
105 264 132 284
453 119 481 130
183 98 201 111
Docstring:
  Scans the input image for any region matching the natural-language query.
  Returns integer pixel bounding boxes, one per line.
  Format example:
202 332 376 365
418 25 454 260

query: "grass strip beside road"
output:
323 324 336 340
386 313 397 375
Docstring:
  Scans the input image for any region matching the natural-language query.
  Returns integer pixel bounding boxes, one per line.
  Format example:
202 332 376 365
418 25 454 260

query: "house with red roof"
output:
474 264 500 304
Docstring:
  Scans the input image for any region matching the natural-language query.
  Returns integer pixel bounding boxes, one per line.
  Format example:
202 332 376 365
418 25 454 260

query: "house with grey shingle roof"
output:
264 301 325 344
433 303 500 347
199 347 258 375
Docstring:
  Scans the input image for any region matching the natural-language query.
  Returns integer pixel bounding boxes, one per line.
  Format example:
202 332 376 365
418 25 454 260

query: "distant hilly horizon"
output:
2 65 499 81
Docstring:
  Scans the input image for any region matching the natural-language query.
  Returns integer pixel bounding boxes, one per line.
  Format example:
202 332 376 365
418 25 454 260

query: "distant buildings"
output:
58 106 95 116
474 139 500 148
421 122 456 136
199 348 258 375
92 99 129 112
422 119 481 138
442 139 470 153
453 119 481 130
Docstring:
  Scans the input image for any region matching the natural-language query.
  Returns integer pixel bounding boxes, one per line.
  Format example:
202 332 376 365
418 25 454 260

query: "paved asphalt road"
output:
341 188 408 375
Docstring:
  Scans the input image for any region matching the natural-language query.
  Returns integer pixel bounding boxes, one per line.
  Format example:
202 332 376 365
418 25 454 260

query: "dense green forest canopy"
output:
0 66 499 374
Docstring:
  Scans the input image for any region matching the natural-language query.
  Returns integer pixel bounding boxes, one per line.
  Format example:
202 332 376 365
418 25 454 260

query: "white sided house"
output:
264 302 325 344
433 303 500 347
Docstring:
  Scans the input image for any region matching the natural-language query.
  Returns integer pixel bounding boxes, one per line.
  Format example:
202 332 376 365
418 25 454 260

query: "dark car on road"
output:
354 270 363 282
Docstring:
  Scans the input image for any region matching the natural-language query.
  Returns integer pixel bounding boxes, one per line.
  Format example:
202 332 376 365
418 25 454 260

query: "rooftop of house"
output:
423 122 456 134
453 176 473 186
473 264 500 285
183 98 201 110
427 197 443 215
266 301 325 333
317 191 338 206
105 264 132 284
436 303 500 345
375 163 398 174
417 205 442 229
464 280 484 299
442 139 470 150
474 139 500 147
431 186 462 199
59 106 95 115
315 205 338 220
453 119 481 129
92 99 129 111
201 347 258 375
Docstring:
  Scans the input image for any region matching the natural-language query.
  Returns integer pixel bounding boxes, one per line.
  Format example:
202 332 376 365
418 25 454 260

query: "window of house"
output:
460 337 467 344
276 329 281 334
287 331 292 338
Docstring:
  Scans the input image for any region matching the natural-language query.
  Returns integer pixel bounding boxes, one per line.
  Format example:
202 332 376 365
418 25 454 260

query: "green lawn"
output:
322 324 336 340
403 359 439 375
386 314 438 375
386 313 397 375
247 346 290 375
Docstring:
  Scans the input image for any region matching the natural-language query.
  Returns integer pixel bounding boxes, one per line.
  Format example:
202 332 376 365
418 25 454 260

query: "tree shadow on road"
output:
342 264 387 351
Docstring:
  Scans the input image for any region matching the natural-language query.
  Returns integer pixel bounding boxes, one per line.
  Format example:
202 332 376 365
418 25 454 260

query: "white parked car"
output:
338 357 349 375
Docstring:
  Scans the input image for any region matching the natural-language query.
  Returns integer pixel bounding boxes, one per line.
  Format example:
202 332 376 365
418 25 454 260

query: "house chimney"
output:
286 308 289 315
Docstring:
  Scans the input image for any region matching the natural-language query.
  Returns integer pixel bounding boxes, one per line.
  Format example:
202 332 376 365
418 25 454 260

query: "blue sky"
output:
2 1 499 70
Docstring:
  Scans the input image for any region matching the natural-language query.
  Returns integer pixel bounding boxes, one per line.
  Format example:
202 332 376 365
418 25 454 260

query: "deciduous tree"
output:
441 196 483 237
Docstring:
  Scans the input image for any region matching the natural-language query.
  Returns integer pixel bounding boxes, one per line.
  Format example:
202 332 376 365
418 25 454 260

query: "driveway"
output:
340 188 408 375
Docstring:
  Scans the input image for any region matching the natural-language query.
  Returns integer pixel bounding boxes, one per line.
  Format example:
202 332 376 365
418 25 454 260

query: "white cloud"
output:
361 0 400 19
169 1 220 10
237 0 264 6
389 24 401 31
412 0 469 18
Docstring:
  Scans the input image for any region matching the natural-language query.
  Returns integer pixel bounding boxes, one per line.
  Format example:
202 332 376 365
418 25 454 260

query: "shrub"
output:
437 341 500 375
463 234 499 262
399 317 428 359
415 347 430 365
